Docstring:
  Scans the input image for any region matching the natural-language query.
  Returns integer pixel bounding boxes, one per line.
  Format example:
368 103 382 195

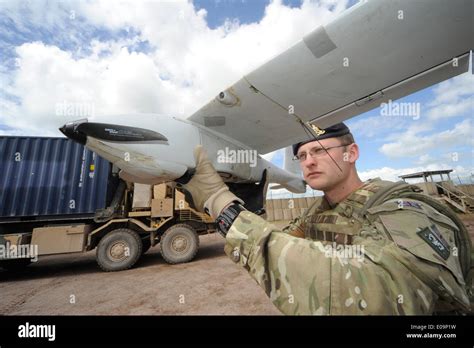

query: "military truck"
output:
2 182 215 272
91 181 216 271
0 136 216 272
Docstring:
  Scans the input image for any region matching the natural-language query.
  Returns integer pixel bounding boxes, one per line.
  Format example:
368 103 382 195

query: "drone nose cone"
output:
59 124 69 136
59 120 87 145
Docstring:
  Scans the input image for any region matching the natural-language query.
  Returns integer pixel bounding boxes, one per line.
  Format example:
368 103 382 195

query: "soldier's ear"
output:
344 143 359 163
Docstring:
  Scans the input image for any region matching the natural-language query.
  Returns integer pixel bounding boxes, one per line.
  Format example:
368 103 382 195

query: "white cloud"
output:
267 182 323 199
415 154 436 166
427 96 474 121
379 118 472 159
372 58 473 163
359 164 472 183
426 69 474 120
0 0 351 136
347 114 409 139
1 42 178 135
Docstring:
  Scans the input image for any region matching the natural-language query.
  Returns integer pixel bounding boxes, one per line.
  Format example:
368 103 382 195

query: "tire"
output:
0 259 31 271
160 224 199 264
141 236 152 255
96 228 142 272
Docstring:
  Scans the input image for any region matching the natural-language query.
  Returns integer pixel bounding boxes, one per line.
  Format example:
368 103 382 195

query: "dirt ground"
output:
460 214 474 241
0 233 280 315
1 216 473 315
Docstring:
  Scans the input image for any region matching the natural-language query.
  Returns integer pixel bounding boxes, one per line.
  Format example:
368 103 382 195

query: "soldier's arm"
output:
224 209 471 315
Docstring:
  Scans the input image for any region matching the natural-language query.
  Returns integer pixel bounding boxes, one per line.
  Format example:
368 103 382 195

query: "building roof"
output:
399 169 453 179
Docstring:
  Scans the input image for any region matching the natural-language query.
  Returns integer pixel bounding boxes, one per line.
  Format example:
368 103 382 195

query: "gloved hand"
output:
182 145 244 219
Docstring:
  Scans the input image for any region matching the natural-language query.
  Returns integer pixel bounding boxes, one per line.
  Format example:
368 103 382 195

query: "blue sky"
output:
194 0 272 28
194 0 360 28
0 0 472 192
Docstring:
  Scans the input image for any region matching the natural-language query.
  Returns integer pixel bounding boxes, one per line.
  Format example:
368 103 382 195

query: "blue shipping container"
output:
0 136 113 219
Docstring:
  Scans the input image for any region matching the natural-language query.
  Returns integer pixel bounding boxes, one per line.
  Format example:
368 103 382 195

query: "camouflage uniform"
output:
224 178 473 315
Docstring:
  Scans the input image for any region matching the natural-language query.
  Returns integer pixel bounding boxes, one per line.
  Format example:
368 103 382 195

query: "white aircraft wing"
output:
188 0 472 154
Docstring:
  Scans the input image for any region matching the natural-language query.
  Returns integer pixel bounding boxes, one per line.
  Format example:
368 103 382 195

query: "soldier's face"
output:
298 138 357 191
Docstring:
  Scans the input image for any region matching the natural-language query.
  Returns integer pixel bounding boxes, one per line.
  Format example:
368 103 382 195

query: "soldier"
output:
181 123 473 315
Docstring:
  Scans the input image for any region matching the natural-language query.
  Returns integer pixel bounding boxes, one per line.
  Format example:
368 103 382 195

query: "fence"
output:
265 197 319 221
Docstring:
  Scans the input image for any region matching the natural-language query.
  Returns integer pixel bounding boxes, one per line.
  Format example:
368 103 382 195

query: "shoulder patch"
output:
416 225 450 260
397 199 422 209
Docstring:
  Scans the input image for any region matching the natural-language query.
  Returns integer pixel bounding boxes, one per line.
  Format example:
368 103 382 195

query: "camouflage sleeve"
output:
224 210 471 315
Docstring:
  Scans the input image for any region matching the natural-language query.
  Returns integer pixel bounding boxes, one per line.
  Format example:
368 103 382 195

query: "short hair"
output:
336 133 355 147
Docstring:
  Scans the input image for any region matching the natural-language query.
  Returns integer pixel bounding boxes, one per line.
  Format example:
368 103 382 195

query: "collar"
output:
323 178 380 209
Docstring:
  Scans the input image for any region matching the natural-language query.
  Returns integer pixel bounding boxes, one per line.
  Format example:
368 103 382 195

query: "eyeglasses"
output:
293 143 352 162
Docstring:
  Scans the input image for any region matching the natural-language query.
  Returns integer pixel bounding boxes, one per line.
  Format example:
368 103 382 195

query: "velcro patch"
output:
417 225 450 260
398 200 422 209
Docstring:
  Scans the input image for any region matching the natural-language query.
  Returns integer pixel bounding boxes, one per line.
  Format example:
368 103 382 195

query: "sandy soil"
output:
0 233 280 315
1 215 472 315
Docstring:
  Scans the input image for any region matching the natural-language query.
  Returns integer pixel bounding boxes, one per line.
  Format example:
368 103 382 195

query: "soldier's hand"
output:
182 145 243 219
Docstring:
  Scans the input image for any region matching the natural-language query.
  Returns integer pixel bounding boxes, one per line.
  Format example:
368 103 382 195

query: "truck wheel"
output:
0 259 31 271
160 224 199 264
96 228 142 272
